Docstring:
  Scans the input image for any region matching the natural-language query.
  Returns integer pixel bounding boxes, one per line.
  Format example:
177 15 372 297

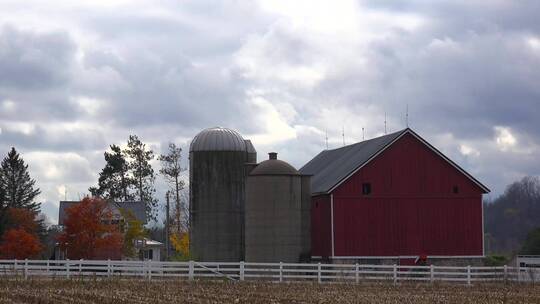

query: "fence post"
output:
46 260 50 274
317 263 322 283
503 265 508 282
188 260 194 281
355 263 359 284
79 259 82 274
240 261 245 281
279 262 283 283
466 265 471 285
14 259 18 276
393 264 397 286
430 265 434 283
24 259 28 280
107 259 111 278
66 259 70 279
147 260 152 280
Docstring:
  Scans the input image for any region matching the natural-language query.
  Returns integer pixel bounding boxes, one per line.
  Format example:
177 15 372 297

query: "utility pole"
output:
176 194 181 235
165 191 170 260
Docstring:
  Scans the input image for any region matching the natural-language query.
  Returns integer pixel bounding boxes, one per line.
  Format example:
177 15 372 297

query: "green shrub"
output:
484 254 508 266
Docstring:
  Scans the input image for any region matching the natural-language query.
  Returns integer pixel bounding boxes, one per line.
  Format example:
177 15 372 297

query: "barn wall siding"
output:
329 133 484 257
333 197 482 256
311 195 332 258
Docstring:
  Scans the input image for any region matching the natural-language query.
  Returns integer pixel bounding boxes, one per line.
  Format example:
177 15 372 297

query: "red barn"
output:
300 128 489 262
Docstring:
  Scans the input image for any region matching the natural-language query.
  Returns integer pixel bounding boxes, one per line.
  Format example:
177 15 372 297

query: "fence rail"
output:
0 259 538 284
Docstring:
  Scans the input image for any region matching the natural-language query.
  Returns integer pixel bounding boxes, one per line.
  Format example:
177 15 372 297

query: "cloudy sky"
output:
1 0 539 224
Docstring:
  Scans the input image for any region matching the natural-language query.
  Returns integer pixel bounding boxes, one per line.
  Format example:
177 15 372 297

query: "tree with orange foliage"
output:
0 208 43 259
4 208 39 233
57 197 123 260
0 228 43 259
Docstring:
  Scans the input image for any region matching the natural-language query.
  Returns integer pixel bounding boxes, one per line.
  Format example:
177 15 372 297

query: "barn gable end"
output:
300 128 489 195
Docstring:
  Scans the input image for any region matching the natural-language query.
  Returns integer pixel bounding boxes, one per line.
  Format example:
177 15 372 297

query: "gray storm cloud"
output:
0 0 539 222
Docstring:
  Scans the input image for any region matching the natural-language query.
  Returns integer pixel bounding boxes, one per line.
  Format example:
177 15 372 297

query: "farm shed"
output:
300 128 490 262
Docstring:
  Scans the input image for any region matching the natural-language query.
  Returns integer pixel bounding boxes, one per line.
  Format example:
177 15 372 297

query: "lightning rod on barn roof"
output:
384 111 387 134
342 126 345 146
406 103 409 128
325 129 329 150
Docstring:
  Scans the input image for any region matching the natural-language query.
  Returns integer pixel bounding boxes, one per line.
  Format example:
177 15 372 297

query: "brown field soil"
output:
0 279 539 304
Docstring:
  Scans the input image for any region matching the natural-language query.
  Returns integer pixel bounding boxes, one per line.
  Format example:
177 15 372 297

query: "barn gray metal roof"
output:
300 130 406 194
299 128 490 195
58 200 147 225
190 127 249 152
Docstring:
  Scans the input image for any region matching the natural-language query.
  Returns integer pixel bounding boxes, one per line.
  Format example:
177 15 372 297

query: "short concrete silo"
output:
245 152 311 263
189 127 256 261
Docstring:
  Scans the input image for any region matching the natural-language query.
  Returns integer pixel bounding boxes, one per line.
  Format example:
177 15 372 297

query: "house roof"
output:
299 128 490 195
58 200 147 225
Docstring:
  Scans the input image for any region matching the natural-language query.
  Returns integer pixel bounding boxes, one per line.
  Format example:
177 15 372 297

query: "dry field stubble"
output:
0 278 539 304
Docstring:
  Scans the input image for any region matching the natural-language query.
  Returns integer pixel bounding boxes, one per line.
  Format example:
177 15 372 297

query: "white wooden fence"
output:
0 259 538 284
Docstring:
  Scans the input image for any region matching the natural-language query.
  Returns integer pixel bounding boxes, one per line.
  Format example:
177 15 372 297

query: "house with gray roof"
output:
56 200 162 261
58 200 147 226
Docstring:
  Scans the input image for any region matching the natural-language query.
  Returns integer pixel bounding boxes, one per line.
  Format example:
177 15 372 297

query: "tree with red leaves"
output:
0 228 43 259
4 208 39 233
57 197 123 260
0 208 43 259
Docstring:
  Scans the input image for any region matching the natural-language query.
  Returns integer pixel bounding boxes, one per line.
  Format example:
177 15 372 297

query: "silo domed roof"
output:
250 152 300 176
190 127 247 152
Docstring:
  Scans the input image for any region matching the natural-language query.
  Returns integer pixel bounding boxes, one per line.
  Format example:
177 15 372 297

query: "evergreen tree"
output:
89 145 132 201
0 186 6 237
124 135 157 220
0 148 41 213
158 143 186 233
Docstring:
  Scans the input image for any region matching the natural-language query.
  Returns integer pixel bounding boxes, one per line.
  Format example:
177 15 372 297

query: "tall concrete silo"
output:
189 127 256 261
245 152 311 263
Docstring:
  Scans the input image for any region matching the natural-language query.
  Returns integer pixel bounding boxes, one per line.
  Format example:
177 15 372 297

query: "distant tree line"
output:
484 176 540 256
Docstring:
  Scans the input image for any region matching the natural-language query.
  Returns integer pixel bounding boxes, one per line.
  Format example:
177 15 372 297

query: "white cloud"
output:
2 122 36 135
258 0 361 35
527 36 540 51
1 99 16 113
459 144 480 157
57 184 67 200
71 95 105 116
246 95 297 145
427 37 463 53
494 126 517 151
